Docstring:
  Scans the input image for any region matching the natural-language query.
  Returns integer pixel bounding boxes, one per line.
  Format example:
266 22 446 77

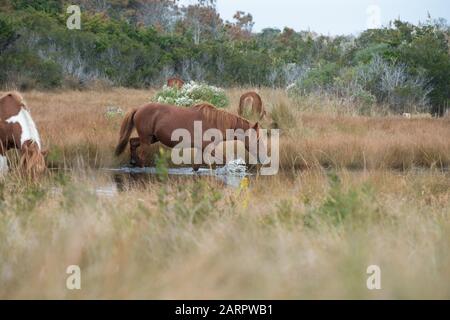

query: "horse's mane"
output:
0 91 26 106
193 103 252 132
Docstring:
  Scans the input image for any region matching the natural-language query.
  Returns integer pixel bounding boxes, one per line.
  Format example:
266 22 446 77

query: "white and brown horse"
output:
0 92 46 176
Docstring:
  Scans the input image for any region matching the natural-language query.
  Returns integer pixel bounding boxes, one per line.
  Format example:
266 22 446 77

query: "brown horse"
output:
238 92 266 120
0 91 46 177
115 103 261 168
167 77 184 89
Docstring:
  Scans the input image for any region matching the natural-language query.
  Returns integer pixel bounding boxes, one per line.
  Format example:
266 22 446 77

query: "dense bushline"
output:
0 0 449 114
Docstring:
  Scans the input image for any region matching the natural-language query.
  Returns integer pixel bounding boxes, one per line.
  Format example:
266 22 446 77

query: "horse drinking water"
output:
115 103 263 169
0 92 46 176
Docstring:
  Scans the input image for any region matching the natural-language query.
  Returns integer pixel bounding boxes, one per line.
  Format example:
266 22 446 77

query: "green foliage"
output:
155 148 170 182
154 81 229 108
289 55 434 113
288 62 340 95
356 19 450 115
0 15 16 52
262 199 303 228
353 43 391 64
0 2 448 114
303 173 382 229
14 186 47 213
319 173 362 225
173 180 222 224
156 178 223 224
11 0 62 14
351 88 376 115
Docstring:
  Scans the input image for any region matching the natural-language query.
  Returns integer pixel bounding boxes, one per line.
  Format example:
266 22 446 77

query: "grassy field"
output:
0 88 449 299
16 88 450 170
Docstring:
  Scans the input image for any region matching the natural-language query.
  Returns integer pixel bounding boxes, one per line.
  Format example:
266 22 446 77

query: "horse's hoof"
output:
130 159 136 166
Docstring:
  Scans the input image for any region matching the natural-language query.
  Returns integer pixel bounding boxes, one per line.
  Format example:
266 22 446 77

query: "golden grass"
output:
9 87 450 170
0 169 449 299
0 88 448 299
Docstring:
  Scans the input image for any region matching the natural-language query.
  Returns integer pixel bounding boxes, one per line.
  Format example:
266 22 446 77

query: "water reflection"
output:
101 165 250 195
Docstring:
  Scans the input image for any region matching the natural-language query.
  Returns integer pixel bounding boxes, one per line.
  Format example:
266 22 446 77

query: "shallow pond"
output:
90 159 253 196
61 164 449 198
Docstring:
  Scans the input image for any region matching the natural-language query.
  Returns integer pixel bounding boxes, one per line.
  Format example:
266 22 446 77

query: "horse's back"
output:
134 103 200 142
240 91 261 102
136 103 194 119
239 91 264 118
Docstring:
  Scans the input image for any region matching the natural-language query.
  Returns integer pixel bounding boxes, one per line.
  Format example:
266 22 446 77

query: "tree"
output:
225 11 254 40
182 0 222 44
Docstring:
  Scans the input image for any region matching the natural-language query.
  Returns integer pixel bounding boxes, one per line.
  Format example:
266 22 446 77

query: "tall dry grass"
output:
229 88 450 170
0 169 449 299
0 88 448 299
15 88 156 168
10 88 450 170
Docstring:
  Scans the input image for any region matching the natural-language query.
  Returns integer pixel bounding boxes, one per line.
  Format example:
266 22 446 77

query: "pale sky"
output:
179 0 449 35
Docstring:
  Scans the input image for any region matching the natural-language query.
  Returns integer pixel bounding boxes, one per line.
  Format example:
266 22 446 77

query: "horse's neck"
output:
5 108 41 149
235 117 251 131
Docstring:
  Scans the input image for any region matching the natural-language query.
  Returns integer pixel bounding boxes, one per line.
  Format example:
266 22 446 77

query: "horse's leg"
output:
129 137 140 166
0 151 8 175
192 145 206 172
0 141 9 176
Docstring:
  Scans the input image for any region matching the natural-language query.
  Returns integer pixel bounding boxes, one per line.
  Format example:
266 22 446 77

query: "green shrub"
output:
288 62 340 96
352 88 376 115
0 16 16 52
11 0 63 14
304 173 382 228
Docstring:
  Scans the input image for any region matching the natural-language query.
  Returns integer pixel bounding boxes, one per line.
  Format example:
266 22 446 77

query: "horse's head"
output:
20 142 47 178
0 91 26 118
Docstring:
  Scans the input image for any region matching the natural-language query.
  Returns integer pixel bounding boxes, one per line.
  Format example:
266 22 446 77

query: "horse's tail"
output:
115 108 137 156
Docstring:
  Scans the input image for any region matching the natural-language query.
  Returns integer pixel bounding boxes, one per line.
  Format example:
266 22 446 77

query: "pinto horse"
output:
115 103 262 169
167 77 184 89
238 91 266 120
0 92 46 176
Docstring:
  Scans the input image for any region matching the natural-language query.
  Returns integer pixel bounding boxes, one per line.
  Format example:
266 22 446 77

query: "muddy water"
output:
89 165 448 198
107 166 249 188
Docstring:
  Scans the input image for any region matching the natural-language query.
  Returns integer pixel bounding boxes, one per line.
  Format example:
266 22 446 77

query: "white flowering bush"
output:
154 81 229 108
